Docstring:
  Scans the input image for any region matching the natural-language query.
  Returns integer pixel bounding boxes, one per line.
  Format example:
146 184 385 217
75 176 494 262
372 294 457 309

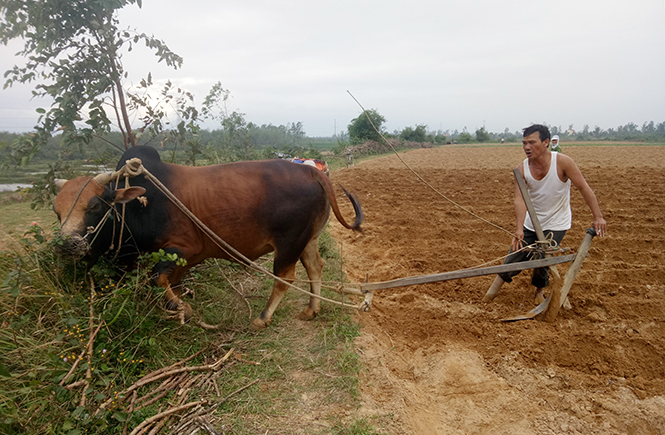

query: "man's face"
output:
522 132 549 159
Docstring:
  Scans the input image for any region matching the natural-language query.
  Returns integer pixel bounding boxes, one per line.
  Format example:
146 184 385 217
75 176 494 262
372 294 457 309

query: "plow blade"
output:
502 228 597 322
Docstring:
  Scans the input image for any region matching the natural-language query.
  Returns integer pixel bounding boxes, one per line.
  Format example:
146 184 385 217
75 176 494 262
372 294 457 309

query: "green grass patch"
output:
0 197 378 433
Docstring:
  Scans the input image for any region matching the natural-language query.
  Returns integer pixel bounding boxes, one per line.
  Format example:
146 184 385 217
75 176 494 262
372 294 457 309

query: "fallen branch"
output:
144 348 207 381
134 387 177 413
194 378 260 419
128 400 207 435
63 379 87 390
220 378 260 403
97 349 233 413
60 321 104 387
169 378 260 434
80 275 96 407
135 374 184 408
234 353 261 366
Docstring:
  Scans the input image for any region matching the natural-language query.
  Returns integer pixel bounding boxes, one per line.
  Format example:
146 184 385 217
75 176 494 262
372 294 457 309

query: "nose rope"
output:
84 207 113 247
113 175 131 257
61 177 95 230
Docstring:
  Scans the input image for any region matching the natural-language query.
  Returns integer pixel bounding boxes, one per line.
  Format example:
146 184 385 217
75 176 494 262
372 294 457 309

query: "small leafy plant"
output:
149 248 187 267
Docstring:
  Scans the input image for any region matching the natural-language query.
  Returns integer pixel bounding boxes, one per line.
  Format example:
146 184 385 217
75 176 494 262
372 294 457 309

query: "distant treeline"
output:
346 120 665 147
1 120 663 166
421 120 665 144
0 122 338 165
490 121 665 144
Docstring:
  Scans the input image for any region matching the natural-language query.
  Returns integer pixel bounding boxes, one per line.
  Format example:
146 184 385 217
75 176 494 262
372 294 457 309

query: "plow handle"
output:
538 227 597 322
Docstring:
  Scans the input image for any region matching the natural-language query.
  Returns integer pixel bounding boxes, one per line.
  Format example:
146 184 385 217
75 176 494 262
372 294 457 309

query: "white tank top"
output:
523 152 572 231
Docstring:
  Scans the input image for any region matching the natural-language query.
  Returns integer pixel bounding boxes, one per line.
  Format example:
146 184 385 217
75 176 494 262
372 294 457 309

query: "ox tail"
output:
338 186 364 231
315 171 364 232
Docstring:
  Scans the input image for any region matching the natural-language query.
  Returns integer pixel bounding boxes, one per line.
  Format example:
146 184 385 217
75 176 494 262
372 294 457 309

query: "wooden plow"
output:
357 168 597 322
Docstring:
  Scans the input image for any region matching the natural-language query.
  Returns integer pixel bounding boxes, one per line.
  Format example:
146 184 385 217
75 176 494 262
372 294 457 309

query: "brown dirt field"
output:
328 145 665 435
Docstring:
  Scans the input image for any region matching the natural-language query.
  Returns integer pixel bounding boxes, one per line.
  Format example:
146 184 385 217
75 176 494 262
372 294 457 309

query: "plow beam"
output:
360 254 576 293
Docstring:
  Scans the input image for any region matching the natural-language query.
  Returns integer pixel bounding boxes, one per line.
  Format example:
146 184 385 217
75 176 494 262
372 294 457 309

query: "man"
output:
551 134 562 153
485 124 606 304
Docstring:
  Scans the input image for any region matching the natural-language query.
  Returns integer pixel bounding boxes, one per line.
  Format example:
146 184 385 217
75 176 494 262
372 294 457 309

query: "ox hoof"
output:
297 307 317 321
250 318 269 330
165 299 179 311
165 299 193 322
534 291 546 305
181 302 193 322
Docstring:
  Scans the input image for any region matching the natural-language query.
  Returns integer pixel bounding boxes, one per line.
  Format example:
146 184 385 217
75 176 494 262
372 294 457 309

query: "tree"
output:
400 125 428 142
475 127 490 143
286 122 305 146
457 132 473 144
348 109 385 144
0 0 189 164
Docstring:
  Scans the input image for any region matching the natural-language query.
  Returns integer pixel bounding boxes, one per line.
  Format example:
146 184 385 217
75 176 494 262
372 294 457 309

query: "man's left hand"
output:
593 218 607 237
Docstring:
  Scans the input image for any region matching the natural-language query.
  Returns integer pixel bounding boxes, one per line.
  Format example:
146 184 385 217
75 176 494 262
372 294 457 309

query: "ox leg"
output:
152 248 193 320
251 264 296 330
297 237 324 321
156 270 193 321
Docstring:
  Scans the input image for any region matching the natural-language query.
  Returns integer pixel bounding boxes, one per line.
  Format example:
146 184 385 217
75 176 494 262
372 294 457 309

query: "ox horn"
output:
53 179 68 191
93 171 122 186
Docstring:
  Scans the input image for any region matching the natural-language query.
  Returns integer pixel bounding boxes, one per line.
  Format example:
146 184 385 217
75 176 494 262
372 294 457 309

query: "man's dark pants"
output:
498 228 566 288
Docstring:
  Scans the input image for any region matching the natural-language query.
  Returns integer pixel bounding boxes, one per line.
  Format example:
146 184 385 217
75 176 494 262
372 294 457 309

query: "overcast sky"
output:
1 0 664 137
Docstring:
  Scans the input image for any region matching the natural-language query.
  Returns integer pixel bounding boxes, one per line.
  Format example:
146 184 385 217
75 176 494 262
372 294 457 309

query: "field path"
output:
329 145 665 434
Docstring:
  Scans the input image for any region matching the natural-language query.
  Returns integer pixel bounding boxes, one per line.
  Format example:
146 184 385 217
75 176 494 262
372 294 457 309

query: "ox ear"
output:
53 179 68 191
113 186 147 204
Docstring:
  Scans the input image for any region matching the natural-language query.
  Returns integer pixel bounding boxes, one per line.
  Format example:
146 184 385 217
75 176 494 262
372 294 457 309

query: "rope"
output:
85 208 113 247
108 160 366 310
347 91 515 239
60 177 95 230
115 175 129 254
59 163 364 308
91 154 566 299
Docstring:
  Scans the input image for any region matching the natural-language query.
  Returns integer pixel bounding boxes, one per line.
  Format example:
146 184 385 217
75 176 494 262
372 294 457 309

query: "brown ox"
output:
53 146 363 329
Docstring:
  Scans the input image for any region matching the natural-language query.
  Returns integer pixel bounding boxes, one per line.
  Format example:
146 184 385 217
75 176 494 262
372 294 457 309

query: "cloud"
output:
1 0 664 136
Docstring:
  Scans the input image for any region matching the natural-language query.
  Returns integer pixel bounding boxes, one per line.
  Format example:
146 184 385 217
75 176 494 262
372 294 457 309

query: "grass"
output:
0 194 386 434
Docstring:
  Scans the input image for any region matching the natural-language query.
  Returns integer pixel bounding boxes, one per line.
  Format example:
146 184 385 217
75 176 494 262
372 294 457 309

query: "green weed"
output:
0 216 366 434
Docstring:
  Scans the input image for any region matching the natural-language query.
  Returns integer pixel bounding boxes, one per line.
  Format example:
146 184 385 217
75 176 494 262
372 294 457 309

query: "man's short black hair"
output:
523 124 551 142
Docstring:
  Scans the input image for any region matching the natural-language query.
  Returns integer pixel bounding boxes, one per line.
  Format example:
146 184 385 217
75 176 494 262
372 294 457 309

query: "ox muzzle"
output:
54 233 92 260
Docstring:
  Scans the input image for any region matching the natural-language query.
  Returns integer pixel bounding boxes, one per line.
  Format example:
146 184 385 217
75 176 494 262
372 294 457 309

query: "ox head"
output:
52 173 146 261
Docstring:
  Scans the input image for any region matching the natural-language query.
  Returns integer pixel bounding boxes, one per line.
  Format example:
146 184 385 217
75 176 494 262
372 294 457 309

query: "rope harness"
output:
61 145 562 314
82 158 370 311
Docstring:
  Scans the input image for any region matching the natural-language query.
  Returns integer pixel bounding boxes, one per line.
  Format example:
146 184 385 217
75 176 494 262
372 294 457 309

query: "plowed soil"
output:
328 145 665 435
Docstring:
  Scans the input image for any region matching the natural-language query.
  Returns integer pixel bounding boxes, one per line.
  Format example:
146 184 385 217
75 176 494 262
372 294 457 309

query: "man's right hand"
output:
511 230 524 252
